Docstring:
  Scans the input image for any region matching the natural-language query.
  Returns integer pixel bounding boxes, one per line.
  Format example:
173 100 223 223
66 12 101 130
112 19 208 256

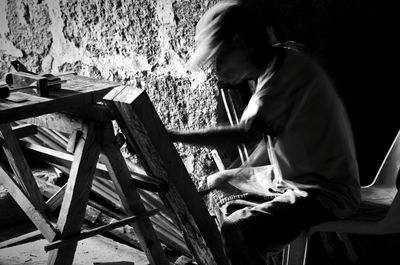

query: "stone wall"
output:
2 0 387 185
0 0 222 182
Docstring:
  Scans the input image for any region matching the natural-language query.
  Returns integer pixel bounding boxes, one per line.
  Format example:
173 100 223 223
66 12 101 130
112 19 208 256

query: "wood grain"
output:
0 123 47 213
103 86 230 265
0 165 57 241
48 122 101 265
0 75 120 124
101 125 169 265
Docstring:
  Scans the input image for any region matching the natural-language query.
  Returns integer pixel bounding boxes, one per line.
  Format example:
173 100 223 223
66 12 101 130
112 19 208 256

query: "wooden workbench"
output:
0 73 169 265
0 73 229 265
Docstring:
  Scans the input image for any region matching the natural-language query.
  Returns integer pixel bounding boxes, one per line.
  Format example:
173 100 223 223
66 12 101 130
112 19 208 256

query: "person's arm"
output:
168 122 259 149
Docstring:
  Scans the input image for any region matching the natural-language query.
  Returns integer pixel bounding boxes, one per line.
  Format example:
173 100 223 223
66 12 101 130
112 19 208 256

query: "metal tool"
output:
0 60 72 99
0 79 66 98
4 71 65 97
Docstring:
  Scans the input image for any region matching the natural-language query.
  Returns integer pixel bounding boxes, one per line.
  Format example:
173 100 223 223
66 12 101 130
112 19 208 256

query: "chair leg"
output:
337 233 359 263
285 230 310 265
282 245 289 265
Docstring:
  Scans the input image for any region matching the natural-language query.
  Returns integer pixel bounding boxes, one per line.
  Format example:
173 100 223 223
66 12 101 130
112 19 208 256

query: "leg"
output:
0 123 46 213
0 164 57 241
220 192 335 265
284 230 310 265
100 124 169 265
48 122 101 265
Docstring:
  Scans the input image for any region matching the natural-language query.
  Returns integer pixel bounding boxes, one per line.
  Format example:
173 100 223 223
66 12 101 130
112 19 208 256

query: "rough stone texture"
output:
0 0 225 184
3 0 52 74
170 0 218 62
2 0 385 184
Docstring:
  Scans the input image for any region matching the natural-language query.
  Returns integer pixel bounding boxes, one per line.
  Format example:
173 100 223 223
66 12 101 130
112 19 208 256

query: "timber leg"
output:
0 164 58 242
47 122 101 265
100 123 169 265
0 123 47 213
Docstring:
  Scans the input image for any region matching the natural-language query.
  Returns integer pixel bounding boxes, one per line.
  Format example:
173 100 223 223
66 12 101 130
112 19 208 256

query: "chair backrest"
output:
368 129 400 188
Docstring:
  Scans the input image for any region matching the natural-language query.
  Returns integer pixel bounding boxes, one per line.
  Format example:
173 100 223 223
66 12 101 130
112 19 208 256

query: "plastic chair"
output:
282 129 400 265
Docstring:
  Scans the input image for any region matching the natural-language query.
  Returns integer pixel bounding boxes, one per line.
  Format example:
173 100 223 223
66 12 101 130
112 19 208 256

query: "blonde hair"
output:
187 1 237 70
188 0 277 70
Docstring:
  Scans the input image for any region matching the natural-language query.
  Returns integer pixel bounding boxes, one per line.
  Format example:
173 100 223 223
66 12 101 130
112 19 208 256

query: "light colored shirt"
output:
240 48 361 218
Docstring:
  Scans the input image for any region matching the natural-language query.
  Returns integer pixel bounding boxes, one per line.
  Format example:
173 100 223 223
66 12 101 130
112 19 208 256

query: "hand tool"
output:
0 79 66 98
1 60 72 99
2 72 66 98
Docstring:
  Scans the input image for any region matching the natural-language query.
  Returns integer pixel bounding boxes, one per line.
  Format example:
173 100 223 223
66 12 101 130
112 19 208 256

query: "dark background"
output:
277 0 397 185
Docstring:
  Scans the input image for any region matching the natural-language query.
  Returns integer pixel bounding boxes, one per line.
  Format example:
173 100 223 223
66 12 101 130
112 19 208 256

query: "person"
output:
168 0 361 264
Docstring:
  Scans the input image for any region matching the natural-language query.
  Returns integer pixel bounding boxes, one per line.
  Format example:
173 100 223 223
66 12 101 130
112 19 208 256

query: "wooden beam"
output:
62 103 113 122
45 183 67 212
0 165 58 242
0 123 47 213
48 122 101 265
11 124 38 139
0 230 42 249
46 160 189 256
103 86 230 265
44 209 159 252
0 74 119 124
20 140 163 192
101 125 169 265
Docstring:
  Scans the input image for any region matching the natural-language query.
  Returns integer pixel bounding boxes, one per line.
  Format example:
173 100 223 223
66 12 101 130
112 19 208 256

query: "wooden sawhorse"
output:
0 74 169 265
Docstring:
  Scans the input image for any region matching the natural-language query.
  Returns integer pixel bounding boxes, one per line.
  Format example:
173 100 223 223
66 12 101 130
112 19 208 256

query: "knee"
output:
221 217 239 242
221 216 249 250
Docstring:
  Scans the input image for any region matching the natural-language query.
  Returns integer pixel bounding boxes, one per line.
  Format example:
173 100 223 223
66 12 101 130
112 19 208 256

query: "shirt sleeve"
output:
240 52 318 136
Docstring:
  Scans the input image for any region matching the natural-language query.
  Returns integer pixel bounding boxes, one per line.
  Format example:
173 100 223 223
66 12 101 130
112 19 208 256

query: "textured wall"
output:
2 0 379 184
0 0 222 182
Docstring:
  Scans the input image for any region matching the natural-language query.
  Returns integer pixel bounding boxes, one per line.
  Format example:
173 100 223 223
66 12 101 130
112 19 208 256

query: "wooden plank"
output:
101 125 169 265
46 183 67 212
47 161 189 255
48 122 101 265
11 124 38 139
44 209 159 252
48 161 188 255
0 75 120 124
62 103 113 122
0 165 58 241
0 221 41 249
20 140 163 192
55 74 119 96
0 123 47 213
39 127 68 149
0 230 42 249
103 86 230 265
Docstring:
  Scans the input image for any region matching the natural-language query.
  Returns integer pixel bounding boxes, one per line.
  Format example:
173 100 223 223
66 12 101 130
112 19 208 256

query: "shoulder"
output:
282 48 324 78
255 48 321 97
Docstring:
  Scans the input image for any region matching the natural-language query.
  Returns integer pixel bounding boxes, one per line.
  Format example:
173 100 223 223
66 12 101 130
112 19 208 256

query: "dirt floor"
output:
0 182 154 265
0 235 149 265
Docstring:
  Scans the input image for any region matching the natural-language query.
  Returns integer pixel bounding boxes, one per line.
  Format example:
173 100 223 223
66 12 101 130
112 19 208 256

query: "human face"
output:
215 45 261 85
